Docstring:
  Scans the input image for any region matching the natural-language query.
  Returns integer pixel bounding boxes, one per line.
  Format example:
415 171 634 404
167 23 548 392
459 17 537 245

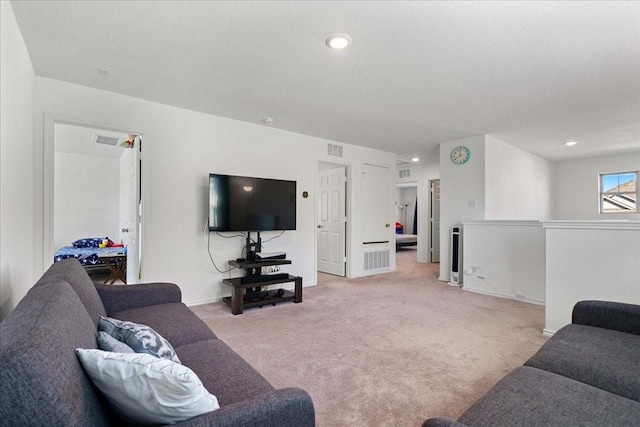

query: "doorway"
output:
429 179 440 263
45 117 143 284
395 182 418 262
317 163 348 277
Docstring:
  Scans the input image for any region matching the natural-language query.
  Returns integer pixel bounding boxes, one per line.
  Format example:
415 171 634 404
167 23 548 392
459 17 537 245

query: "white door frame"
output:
316 160 352 278
429 178 441 263
42 113 147 280
317 166 347 276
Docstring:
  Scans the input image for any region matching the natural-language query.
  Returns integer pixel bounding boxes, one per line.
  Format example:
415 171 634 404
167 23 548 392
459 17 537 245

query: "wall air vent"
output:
93 134 121 146
328 143 343 157
364 248 390 271
399 169 411 179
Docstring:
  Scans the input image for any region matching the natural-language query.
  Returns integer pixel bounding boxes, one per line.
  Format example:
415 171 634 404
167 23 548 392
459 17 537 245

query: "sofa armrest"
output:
572 300 640 335
95 282 182 315
175 387 315 427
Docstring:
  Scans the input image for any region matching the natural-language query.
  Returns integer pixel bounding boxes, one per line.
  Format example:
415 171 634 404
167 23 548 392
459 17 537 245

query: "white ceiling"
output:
11 1 640 162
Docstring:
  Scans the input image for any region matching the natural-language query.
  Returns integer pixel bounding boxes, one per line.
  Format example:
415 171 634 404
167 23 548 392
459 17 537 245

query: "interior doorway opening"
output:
395 182 418 260
45 117 144 284
429 179 440 263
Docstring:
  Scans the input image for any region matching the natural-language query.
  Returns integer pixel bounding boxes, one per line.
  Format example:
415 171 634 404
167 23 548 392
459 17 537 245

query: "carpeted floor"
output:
191 248 548 426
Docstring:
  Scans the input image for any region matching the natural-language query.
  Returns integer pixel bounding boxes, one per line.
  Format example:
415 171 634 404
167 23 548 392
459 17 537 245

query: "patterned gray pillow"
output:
98 316 181 363
98 331 135 353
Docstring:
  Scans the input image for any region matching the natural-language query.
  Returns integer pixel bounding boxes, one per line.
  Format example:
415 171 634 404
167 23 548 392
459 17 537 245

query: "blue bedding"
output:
53 246 123 266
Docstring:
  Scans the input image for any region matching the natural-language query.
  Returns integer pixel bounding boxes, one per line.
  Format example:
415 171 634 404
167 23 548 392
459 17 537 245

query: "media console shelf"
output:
222 259 302 315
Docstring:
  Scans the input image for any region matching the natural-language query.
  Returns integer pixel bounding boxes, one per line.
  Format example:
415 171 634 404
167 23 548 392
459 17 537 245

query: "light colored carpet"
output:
191 249 548 426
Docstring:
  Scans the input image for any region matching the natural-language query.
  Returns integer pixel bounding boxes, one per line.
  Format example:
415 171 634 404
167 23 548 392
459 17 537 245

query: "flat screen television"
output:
208 174 296 232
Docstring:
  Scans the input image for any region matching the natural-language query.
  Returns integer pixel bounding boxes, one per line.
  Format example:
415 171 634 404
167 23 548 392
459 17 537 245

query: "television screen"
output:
208 174 297 232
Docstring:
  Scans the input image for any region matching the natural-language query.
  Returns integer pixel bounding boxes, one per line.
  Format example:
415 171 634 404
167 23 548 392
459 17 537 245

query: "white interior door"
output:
361 163 390 243
318 167 346 276
430 179 440 263
121 136 142 283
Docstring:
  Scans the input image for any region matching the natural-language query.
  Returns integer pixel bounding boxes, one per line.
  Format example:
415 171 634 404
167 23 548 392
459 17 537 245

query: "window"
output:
599 171 638 213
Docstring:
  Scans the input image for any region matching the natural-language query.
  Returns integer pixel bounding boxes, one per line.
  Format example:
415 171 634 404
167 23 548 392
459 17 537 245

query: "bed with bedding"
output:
54 237 124 266
396 234 417 250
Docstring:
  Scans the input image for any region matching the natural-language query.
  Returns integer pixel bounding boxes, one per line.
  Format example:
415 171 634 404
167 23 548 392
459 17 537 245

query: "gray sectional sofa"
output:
424 300 640 426
0 258 315 426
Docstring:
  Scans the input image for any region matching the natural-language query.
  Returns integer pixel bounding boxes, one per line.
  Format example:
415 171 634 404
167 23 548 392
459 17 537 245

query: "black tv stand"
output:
240 272 289 284
222 258 302 315
245 231 261 262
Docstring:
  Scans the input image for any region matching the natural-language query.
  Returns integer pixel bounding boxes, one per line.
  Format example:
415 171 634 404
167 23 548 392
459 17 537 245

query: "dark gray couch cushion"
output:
573 300 640 336
458 366 640 426
175 387 315 427
96 281 182 314
0 281 112 426
176 339 275 406
111 302 217 348
525 324 640 402
34 258 107 326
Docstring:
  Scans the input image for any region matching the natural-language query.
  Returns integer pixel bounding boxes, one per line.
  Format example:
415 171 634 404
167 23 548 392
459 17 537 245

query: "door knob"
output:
122 228 129 233
317 225 322 229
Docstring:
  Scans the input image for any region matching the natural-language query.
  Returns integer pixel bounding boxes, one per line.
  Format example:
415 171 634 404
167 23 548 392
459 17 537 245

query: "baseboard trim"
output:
186 298 220 307
463 287 545 306
542 328 556 337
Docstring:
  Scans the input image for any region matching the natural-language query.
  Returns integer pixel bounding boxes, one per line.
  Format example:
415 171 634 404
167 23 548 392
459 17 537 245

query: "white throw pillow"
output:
76 349 219 425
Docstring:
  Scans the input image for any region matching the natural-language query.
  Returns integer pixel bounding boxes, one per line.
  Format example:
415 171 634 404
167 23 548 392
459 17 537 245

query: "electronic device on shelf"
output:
255 252 287 261
243 287 286 302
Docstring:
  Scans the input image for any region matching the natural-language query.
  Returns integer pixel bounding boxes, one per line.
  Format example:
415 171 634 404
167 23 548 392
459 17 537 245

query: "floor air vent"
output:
364 248 390 271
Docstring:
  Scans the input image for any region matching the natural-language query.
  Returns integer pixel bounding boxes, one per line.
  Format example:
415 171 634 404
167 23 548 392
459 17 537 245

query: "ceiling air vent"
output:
399 169 411 179
327 143 343 157
93 134 120 146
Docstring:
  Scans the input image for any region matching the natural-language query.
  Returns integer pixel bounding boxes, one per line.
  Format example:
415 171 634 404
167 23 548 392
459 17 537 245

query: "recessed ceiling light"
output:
263 117 274 125
565 141 579 146
326 33 352 50
411 157 420 162
97 68 109 76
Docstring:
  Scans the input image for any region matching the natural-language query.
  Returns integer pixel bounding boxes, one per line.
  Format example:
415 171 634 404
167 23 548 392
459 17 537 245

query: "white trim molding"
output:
463 220 542 227
542 220 640 230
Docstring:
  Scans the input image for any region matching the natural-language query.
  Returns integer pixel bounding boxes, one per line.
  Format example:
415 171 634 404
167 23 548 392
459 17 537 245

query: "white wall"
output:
485 135 554 220
463 221 545 304
439 136 486 280
439 135 555 282
555 152 640 220
543 221 640 334
54 152 121 249
119 151 128 243
33 77 396 306
394 186 403 223
0 2 36 320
